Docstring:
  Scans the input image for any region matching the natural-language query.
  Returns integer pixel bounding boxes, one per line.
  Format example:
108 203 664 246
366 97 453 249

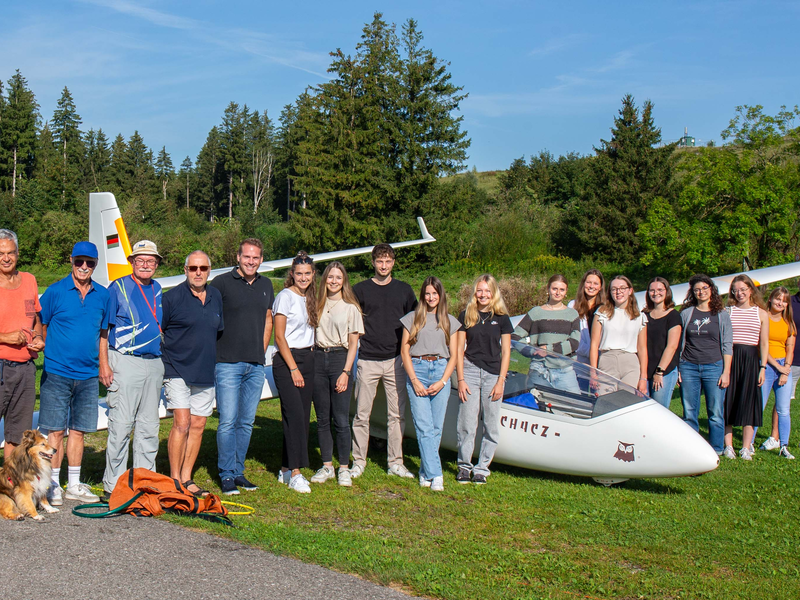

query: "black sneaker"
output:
220 478 240 495
456 468 471 484
234 476 258 491
472 473 487 485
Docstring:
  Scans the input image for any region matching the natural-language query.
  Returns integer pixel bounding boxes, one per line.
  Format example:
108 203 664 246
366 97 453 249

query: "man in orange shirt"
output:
0 229 44 458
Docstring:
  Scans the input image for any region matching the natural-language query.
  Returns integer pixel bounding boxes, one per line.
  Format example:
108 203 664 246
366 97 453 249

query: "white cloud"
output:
528 33 586 58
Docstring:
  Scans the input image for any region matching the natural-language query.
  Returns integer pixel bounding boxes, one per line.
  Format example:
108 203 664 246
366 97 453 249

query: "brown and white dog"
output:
0 429 60 521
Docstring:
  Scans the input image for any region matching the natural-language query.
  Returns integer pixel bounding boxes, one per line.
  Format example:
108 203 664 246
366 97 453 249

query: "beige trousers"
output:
351 356 407 469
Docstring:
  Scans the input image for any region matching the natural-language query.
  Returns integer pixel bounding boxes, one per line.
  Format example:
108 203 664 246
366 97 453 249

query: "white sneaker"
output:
277 469 291 485
760 437 780 451
387 463 415 479
430 476 444 492
64 482 100 503
310 466 335 483
47 482 63 506
419 476 431 488
338 467 352 487
288 473 311 494
723 446 737 460
349 464 364 479
739 447 753 461
779 446 796 459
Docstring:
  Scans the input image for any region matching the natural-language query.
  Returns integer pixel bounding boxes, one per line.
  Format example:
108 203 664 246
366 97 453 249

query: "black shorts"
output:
1 360 36 446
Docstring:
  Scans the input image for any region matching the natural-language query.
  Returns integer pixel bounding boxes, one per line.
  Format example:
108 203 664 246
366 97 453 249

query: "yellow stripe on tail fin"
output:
89 192 133 287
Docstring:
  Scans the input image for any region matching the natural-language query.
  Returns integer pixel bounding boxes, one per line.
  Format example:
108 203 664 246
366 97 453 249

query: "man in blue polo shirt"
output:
101 240 164 498
39 241 112 505
162 251 223 498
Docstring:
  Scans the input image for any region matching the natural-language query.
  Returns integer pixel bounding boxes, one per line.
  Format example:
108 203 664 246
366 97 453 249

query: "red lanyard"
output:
134 278 162 333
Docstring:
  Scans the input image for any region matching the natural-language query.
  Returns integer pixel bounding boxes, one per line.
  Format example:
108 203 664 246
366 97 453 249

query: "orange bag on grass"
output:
110 468 229 519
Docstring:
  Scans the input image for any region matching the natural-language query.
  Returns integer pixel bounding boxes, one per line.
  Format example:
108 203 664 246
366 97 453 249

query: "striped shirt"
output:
729 305 760 346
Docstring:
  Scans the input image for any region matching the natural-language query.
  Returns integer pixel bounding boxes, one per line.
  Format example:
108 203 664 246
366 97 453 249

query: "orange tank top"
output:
0 272 42 362
768 317 790 360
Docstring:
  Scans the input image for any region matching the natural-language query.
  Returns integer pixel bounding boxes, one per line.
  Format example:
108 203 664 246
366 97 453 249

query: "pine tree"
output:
195 126 224 219
1 71 39 197
561 94 675 263
155 146 173 202
179 156 193 209
51 87 84 206
220 102 247 218
107 133 130 193
85 128 110 192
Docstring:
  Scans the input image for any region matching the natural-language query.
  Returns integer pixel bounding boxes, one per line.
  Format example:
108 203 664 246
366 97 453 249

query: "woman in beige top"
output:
310 261 364 487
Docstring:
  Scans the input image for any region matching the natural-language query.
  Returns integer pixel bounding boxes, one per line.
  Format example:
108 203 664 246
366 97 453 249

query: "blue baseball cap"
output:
71 241 99 259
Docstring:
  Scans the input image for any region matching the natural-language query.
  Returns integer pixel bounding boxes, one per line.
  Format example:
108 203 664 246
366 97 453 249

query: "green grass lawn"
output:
11 390 800 599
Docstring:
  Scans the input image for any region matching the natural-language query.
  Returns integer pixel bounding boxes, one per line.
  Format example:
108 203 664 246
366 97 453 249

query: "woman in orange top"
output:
753 287 796 458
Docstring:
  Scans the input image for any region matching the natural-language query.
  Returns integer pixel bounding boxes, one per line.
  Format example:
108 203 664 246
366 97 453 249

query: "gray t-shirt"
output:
400 312 462 358
682 309 722 365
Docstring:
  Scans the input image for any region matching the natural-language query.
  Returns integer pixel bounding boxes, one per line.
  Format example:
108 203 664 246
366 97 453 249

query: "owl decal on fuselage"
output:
614 442 635 462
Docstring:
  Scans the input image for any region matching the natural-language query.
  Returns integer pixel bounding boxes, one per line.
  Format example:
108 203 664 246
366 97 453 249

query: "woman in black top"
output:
643 277 682 408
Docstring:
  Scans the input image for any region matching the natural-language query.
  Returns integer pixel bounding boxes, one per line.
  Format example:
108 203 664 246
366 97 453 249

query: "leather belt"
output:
412 355 445 361
317 346 347 353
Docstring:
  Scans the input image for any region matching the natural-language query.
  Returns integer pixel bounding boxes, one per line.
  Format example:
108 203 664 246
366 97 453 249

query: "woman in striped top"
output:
723 274 769 460
513 274 581 393
753 287 796 458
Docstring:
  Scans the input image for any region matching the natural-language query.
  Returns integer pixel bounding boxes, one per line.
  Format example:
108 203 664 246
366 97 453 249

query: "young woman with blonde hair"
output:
723 274 769 460
589 275 648 394
273 252 318 493
752 286 796 458
455 274 512 485
400 276 462 491
310 261 364 486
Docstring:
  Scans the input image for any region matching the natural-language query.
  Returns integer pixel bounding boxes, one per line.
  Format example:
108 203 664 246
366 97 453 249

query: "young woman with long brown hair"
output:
753 287 796 458
723 274 769 460
310 261 364 486
273 252 318 493
570 269 605 365
643 277 682 408
589 275 648 394
400 276 461 491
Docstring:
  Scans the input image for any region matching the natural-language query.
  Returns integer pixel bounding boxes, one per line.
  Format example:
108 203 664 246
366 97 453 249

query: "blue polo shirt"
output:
40 275 112 380
108 275 163 356
161 280 224 387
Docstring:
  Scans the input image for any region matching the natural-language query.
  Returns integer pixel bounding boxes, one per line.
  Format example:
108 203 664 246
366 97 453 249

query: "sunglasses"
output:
73 259 97 269
186 265 209 272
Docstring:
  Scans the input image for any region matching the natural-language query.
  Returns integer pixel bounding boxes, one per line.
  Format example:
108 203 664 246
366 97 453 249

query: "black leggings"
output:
312 348 352 465
273 348 315 470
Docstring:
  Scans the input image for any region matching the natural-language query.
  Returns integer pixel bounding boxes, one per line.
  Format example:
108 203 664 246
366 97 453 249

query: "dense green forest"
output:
1 13 799 288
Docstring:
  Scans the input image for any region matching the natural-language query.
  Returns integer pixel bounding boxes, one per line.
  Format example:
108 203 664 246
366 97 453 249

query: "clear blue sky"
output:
2 0 797 172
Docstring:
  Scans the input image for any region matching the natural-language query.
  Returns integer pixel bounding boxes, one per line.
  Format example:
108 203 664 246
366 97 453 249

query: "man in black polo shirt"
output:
210 238 274 495
162 251 223 498
350 244 417 479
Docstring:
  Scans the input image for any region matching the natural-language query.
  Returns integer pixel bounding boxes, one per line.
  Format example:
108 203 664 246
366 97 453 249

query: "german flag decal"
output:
106 233 120 249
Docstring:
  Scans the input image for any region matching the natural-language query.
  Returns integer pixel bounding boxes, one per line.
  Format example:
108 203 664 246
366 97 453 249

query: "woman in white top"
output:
273 252 318 494
590 275 648 394
400 276 461 492
310 261 364 487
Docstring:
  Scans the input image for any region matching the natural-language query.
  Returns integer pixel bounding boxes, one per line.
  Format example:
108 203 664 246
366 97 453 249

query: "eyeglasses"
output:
610 286 630 293
186 265 209 272
133 258 158 267
73 259 97 269
692 285 711 294
292 255 314 265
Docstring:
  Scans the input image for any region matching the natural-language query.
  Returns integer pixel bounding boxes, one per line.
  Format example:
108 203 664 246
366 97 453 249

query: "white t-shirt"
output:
316 298 364 349
273 288 315 349
595 308 647 353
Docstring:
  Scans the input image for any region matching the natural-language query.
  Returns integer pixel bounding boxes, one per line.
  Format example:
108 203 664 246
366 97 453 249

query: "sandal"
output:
183 479 211 498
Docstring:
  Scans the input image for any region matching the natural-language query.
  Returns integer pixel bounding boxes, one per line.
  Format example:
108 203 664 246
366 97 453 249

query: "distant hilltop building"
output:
677 127 696 147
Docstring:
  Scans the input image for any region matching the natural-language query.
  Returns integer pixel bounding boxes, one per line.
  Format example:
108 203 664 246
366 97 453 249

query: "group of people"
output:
1 227 799 506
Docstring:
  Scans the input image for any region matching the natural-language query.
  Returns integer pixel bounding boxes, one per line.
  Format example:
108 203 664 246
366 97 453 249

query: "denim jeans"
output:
407 358 450 481
313 349 352 465
457 358 501 477
38 371 100 433
648 368 679 409
215 362 264 480
754 359 793 447
679 360 725 453
526 360 580 394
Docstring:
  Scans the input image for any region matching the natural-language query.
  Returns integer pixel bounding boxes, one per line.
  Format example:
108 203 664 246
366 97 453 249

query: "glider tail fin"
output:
89 192 133 287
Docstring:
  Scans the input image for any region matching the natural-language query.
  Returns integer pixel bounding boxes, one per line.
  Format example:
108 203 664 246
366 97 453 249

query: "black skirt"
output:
725 344 762 427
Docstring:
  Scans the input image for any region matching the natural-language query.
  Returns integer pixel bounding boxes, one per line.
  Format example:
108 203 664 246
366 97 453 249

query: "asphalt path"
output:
1 500 414 600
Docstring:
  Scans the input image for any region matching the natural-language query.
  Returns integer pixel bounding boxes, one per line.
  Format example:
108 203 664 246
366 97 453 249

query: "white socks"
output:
68 466 81 488
51 467 61 486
